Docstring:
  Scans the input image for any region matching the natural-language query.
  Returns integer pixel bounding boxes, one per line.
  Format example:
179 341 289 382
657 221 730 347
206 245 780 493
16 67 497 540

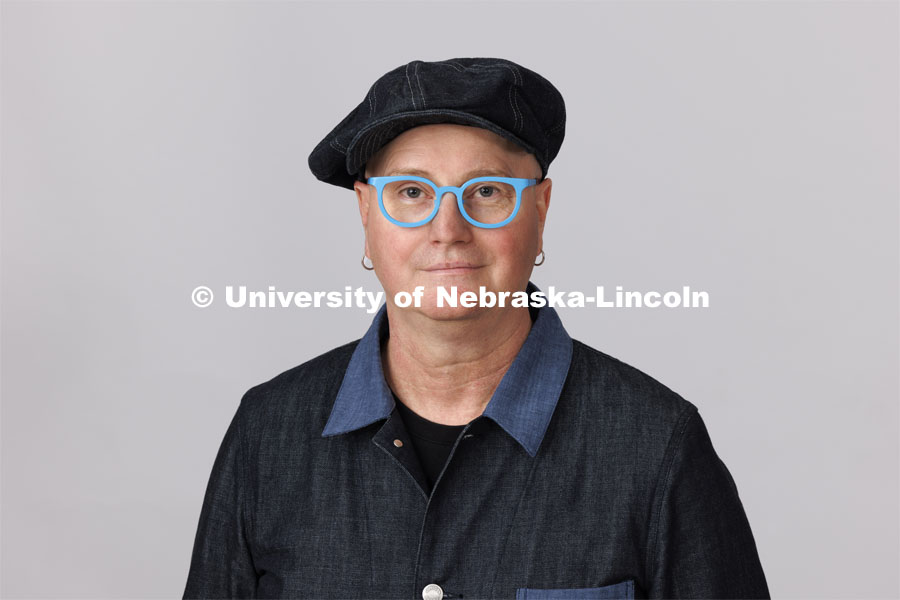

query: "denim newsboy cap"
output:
307 57 567 190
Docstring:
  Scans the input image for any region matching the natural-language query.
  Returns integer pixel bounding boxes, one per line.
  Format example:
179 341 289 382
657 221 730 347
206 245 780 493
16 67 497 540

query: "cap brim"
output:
337 110 539 190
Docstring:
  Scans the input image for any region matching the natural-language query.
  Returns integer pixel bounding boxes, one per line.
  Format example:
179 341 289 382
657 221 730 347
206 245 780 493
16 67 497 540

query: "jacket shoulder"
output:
236 340 360 428
567 338 698 427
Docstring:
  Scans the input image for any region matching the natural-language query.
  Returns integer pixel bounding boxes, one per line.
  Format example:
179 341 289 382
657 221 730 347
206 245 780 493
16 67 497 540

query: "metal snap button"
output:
393 439 403 448
422 583 443 600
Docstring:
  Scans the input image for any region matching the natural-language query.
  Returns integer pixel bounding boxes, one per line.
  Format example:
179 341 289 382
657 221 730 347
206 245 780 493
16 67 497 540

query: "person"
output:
183 57 769 600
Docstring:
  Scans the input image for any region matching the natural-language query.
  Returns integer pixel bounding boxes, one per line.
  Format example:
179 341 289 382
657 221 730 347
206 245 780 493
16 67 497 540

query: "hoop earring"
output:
361 255 374 271
534 250 545 266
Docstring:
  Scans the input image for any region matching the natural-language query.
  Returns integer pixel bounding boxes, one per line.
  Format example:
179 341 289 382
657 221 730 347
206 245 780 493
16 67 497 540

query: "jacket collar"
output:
321 282 573 457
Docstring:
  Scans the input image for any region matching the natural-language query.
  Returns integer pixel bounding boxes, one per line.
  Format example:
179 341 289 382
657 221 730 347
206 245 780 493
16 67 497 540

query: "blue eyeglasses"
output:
367 176 538 229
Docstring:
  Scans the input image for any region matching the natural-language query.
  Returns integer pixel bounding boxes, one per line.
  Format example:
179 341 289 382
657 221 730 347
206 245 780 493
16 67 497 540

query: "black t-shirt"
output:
388 307 537 490
392 393 467 490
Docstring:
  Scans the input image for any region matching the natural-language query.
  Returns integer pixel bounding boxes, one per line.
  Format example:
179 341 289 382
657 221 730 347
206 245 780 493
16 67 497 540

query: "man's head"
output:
353 123 551 320
307 57 565 320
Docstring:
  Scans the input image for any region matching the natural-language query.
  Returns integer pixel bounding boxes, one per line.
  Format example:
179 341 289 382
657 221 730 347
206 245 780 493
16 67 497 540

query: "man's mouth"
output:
423 262 482 273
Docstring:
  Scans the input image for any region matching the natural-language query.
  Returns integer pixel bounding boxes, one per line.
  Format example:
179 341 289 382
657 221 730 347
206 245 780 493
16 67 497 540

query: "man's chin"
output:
415 304 485 322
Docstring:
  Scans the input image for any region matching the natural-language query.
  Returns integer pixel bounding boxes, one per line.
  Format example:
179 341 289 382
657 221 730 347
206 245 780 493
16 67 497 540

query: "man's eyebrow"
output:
383 167 516 181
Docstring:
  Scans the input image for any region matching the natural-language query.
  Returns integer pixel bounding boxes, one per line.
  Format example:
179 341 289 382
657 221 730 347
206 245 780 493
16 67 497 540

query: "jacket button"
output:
393 439 403 448
422 583 443 600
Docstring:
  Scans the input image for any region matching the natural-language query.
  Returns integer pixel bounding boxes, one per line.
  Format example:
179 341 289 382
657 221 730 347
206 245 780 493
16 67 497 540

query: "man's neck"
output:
382 305 533 426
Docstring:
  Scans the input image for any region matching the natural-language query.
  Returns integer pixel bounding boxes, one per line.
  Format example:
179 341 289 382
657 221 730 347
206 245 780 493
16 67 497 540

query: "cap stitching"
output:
362 127 392 173
508 63 524 133
330 139 347 153
508 62 523 85
352 133 363 170
499 64 523 132
414 62 427 109
405 63 418 110
358 130 373 170
366 129 383 167
364 128 379 169
507 86 519 133
372 126 391 163
359 126 387 173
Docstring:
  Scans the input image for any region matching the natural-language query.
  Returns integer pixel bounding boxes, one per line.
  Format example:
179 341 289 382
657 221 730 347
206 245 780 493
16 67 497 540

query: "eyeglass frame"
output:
366 175 539 229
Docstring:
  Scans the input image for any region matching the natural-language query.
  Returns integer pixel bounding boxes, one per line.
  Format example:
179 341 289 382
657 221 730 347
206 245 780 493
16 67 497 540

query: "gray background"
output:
2 0 898 597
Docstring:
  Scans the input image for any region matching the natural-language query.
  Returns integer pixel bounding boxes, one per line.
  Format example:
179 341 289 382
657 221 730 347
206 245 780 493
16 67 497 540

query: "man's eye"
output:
402 187 423 198
478 186 497 197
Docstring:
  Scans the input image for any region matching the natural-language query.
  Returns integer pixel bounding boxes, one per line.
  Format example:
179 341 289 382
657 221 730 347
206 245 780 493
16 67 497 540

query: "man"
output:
184 57 769 599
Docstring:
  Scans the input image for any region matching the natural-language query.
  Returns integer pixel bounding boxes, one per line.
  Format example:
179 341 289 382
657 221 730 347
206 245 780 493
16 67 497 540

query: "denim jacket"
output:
184 298 769 599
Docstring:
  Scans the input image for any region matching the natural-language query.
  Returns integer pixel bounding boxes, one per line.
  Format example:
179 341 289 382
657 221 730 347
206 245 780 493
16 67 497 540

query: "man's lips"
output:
422 263 482 273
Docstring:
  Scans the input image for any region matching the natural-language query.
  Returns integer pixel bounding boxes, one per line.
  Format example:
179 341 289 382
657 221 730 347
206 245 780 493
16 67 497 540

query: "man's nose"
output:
428 191 473 243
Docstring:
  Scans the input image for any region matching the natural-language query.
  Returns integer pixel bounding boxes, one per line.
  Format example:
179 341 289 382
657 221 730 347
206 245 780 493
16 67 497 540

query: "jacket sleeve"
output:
183 399 258 599
648 407 770 599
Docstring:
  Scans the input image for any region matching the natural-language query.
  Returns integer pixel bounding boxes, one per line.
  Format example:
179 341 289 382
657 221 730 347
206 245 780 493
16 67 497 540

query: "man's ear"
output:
535 177 552 239
354 180 372 260
354 180 370 228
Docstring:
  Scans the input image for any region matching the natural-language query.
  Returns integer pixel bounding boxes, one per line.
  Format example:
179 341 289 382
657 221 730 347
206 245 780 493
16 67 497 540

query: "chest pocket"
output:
515 579 634 599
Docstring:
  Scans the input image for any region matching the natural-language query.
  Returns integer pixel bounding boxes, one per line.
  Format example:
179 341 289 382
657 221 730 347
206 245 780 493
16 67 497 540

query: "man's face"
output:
353 123 552 320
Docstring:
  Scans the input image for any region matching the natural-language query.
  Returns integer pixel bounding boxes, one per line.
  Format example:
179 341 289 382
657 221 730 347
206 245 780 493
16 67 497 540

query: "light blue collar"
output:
322 282 574 457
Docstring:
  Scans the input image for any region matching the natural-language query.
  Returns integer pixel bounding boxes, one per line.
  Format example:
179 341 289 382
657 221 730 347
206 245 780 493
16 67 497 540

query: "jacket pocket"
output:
515 579 634 600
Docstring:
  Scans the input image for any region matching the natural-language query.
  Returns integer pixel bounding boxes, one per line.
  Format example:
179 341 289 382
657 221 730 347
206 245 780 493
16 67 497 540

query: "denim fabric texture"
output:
184 283 770 599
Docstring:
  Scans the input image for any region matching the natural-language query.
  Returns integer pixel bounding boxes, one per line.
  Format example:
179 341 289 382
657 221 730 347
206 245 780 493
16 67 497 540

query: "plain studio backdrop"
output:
2 1 898 598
